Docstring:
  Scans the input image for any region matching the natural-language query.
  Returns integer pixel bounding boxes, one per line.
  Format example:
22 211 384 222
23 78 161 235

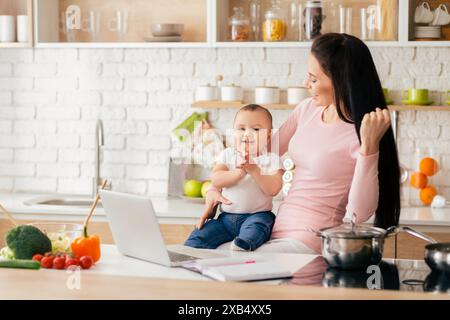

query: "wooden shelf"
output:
34 42 209 49
0 42 31 48
192 101 295 110
192 102 450 112
388 105 450 111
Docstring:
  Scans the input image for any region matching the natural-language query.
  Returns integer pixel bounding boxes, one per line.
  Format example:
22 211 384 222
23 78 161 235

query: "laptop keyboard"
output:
168 251 198 263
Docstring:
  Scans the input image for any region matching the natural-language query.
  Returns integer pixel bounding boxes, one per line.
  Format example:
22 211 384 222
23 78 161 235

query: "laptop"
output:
99 190 224 267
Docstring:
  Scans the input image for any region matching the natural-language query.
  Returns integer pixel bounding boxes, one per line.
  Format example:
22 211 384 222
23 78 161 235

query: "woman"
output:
198 33 400 254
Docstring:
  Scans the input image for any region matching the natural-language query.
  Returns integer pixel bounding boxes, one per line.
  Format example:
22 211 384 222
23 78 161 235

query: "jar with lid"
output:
263 0 287 41
304 0 323 40
229 7 250 41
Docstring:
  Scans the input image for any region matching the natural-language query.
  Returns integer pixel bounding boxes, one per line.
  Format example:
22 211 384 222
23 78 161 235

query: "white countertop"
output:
39 244 318 285
1 192 450 230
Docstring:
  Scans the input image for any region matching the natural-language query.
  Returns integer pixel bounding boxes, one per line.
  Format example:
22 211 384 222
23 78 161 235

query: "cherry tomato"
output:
41 256 54 269
56 252 67 258
79 256 94 269
53 257 65 270
65 258 80 269
32 254 43 262
44 252 54 257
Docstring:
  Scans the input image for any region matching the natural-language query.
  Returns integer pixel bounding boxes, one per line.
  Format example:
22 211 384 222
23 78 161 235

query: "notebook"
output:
182 256 293 282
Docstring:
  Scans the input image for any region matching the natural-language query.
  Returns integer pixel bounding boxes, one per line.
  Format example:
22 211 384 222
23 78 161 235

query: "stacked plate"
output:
414 26 441 39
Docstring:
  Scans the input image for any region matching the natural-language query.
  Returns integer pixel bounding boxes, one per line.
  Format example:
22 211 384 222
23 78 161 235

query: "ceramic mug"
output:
221 84 243 101
16 15 28 43
402 88 429 103
287 87 310 105
414 2 434 24
383 88 394 104
431 4 450 26
255 87 280 105
195 85 218 101
0 15 16 42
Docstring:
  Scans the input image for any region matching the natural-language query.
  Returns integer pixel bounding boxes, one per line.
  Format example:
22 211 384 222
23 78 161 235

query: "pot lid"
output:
320 224 387 239
319 213 387 239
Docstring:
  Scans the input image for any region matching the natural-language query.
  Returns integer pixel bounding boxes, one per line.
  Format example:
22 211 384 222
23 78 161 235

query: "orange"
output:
420 157 439 176
420 186 437 206
410 172 428 189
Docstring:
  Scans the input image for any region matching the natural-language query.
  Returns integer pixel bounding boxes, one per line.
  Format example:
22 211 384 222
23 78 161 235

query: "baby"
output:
185 104 283 251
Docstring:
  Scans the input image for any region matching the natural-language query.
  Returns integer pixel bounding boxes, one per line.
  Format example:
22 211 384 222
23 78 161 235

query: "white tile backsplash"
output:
0 47 448 199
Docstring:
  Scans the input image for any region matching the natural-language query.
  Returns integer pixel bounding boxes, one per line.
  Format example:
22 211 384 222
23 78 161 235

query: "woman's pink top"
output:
271 98 379 253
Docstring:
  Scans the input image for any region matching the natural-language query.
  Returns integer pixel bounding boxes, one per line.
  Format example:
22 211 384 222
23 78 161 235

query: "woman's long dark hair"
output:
311 33 400 229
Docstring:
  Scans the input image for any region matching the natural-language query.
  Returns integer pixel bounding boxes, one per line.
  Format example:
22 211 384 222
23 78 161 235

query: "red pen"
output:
215 260 257 267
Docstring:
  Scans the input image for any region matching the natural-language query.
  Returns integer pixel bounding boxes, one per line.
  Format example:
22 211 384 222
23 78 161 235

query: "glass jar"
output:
304 0 323 41
249 0 262 41
288 0 299 41
229 7 250 41
263 0 286 42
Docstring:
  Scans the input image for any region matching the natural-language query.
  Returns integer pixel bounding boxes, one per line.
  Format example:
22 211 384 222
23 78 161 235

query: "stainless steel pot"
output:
314 214 398 270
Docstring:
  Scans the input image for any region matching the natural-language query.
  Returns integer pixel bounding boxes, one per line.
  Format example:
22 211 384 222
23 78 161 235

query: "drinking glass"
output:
82 11 101 42
109 10 128 41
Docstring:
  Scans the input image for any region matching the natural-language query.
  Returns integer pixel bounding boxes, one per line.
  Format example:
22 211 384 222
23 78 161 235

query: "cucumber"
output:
0 259 41 270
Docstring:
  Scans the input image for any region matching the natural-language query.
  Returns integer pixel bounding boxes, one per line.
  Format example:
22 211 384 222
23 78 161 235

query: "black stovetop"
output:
278 256 450 294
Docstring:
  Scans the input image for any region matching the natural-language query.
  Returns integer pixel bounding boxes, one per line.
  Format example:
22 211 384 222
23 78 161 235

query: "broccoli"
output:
6 225 52 259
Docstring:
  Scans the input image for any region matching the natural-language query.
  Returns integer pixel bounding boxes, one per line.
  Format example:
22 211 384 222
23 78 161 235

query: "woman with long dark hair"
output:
197 33 400 254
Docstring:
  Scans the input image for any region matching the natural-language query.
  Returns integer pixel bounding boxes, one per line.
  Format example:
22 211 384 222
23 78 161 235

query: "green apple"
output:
201 181 211 198
184 180 203 198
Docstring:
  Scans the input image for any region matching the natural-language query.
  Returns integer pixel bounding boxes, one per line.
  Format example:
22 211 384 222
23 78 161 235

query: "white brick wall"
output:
0 47 449 201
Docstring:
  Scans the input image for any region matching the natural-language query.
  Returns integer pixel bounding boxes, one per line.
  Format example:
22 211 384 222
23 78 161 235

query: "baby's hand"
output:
196 211 216 230
234 167 246 179
242 163 259 174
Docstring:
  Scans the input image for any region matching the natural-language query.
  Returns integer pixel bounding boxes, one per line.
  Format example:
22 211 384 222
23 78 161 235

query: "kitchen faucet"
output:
93 119 105 198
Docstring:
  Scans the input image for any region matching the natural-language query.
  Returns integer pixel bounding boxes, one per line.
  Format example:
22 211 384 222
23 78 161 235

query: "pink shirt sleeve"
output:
271 103 303 156
346 142 380 223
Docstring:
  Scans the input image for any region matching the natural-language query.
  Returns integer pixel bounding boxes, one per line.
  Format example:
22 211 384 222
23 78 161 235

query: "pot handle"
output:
385 226 400 237
402 226 439 244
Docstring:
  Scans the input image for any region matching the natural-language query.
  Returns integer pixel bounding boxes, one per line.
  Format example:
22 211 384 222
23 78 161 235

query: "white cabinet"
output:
31 0 450 48
0 0 33 48
34 0 210 48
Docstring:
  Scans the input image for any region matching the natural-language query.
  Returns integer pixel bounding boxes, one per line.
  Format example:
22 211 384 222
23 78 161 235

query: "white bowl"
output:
151 23 184 37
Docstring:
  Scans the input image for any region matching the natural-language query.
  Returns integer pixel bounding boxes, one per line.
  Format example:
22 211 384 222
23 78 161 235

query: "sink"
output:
24 195 102 208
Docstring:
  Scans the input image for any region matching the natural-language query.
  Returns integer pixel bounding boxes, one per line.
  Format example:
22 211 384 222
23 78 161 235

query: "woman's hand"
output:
196 189 232 230
360 108 391 156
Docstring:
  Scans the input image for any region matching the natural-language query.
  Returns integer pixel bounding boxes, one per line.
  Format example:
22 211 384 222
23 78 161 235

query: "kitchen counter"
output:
1 192 450 231
0 244 449 300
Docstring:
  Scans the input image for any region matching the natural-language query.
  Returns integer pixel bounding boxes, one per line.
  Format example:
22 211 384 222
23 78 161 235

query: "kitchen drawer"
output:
0 219 115 247
0 219 194 247
395 232 450 260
